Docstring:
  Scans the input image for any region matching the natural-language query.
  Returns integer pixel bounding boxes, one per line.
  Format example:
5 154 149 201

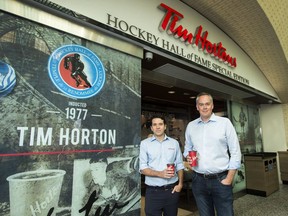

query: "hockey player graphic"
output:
64 53 92 88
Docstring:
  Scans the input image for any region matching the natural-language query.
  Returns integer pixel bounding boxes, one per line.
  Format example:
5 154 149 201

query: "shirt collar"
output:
150 134 169 142
197 113 217 123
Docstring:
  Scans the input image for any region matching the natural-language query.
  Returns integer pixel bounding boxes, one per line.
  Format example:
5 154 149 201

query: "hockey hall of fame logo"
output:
48 45 106 99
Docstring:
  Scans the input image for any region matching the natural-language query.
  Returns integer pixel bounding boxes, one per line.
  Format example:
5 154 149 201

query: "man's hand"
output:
172 183 183 193
221 178 232 185
162 167 175 178
186 155 192 166
221 170 237 185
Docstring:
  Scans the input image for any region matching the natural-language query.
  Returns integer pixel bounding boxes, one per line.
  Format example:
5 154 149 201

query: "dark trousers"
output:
191 172 234 216
145 186 180 216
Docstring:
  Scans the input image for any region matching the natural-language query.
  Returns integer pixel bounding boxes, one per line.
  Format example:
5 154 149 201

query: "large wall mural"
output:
231 101 263 153
0 11 141 216
230 101 263 193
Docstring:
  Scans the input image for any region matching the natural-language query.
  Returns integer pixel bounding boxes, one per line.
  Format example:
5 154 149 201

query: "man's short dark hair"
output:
150 115 166 125
196 92 214 104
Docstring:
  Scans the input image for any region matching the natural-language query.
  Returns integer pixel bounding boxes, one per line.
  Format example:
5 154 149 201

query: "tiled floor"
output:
141 184 288 216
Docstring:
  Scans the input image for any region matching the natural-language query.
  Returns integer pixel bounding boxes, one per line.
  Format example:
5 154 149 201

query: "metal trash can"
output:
244 152 279 197
278 151 288 184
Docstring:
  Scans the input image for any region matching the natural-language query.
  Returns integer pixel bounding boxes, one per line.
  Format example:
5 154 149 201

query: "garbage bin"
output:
278 151 288 184
244 152 279 197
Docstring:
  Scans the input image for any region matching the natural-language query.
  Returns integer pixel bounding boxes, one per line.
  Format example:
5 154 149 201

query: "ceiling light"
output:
168 91 175 94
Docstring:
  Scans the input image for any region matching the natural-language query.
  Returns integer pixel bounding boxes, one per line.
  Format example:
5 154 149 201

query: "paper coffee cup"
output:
188 151 197 167
7 169 66 216
167 163 175 174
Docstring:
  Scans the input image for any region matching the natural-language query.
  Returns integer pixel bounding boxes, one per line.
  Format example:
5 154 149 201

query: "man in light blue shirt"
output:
140 115 184 216
183 92 241 216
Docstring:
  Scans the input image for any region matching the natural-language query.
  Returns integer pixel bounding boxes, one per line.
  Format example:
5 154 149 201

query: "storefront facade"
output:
0 0 284 215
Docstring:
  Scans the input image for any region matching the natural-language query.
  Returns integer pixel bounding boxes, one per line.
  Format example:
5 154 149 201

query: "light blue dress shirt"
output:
183 113 241 174
139 135 184 186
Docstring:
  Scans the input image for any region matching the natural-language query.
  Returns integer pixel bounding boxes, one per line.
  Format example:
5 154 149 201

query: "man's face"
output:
90 161 108 186
196 95 214 121
150 118 166 137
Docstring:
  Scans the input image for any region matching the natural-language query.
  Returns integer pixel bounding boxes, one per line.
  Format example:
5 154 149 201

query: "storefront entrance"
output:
140 59 228 213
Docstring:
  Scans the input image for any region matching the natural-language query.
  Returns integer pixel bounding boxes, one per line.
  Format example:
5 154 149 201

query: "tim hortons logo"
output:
159 3 237 67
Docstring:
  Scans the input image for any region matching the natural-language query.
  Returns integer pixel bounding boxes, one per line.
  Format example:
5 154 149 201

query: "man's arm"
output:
222 169 237 185
141 168 174 179
172 169 184 193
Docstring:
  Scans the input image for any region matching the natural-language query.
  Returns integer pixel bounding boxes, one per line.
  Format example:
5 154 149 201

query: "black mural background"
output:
0 11 141 216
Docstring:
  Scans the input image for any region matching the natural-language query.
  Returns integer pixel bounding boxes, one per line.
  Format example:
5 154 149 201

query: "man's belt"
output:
195 170 228 179
146 182 178 190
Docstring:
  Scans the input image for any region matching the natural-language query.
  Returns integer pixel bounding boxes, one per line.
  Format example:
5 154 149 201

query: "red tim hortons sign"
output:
159 3 237 68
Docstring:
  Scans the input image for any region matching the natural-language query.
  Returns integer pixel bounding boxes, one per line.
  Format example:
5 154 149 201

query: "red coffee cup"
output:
167 163 175 173
188 151 197 167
